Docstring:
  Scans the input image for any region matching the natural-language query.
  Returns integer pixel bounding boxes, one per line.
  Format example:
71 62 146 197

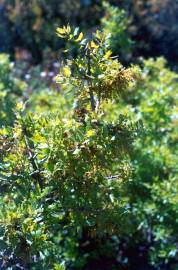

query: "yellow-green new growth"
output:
55 24 140 113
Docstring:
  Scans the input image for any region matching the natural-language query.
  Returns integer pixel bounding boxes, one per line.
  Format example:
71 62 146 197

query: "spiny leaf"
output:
66 24 71 34
56 27 66 35
90 40 99 49
75 32 84 42
104 50 112 59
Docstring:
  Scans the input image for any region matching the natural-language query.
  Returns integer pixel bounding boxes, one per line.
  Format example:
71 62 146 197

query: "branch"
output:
87 50 95 112
96 89 101 113
22 123 44 189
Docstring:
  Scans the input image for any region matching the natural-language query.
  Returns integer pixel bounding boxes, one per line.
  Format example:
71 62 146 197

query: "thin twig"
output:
96 89 101 113
87 50 95 111
22 123 43 189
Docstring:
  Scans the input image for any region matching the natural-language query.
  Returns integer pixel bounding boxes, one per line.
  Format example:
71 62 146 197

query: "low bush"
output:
104 57 178 268
0 54 26 126
0 26 140 269
0 26 177 269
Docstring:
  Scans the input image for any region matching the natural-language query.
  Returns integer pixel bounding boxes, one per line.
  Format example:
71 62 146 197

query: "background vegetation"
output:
0 1 177 269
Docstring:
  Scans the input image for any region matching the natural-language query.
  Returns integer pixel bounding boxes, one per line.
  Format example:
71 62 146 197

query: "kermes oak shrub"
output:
103 57 178 268
0 54 26 126
0 26 140 269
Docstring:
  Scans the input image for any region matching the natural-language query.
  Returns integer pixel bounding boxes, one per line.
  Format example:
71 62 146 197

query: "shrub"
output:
0 26 140 269
0 54 26 126
104 57 178 268
101 1 132 63
129 58 178 267
0 26 177 269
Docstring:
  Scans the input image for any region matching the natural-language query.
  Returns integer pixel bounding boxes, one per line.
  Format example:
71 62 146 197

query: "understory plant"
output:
0 24 177 270
129 58 178 267
101 1 132 63
103 57 178 268
0 54 26 127
0 26 140 269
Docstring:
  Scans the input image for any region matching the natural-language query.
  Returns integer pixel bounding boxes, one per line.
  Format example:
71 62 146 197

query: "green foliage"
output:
101 1 132 63
0 22 177 269
56 25 139 110
0 26 140 268
103 57 178 267
129 58 178 266
0 54 26 126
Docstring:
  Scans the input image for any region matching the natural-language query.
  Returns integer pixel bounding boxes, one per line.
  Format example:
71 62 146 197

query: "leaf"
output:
69 34 73 40
73 148 81 155
75 32 83 42
16 101 24 111
96 29 101 39
56 27 66 35
98 74 104 79
86 129 95 137
63 66 71 77
54 262 65 270
74 27 79 37
90 40 99 49
80 38 87 46
104 50 112 59
66 24 71 34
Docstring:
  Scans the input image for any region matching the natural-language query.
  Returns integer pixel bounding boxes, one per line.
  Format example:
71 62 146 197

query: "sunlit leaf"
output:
63 66 71 77
75 32 83 42
90 40 99 49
